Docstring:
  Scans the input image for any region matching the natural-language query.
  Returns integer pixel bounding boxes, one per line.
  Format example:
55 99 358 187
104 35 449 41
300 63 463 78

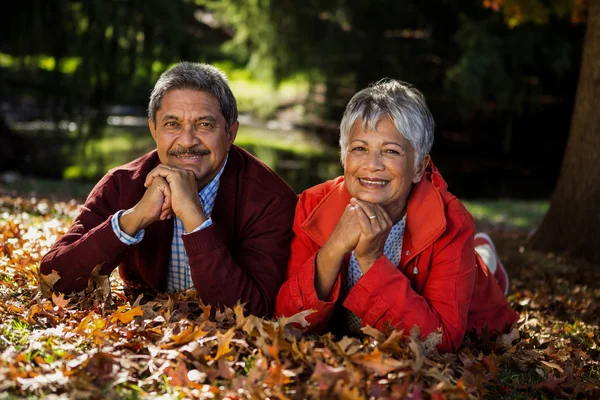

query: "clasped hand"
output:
331 198 393 273
119 165 207 235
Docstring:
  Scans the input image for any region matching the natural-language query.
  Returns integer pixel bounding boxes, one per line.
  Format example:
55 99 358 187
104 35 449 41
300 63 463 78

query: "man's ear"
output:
148 119 157 143
412 155 430 184
227 121 239 146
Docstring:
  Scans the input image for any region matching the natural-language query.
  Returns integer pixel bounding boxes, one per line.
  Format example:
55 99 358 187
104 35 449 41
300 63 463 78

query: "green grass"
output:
463 199 549 229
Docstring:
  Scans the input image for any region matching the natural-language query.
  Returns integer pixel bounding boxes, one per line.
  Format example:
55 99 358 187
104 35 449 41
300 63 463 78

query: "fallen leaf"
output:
52 292 69 309
38 270 61 298
497 326 520 350
277 309 314 329
361 325 386 343
206 328 236 361
110 305 144 324
310 360 349 391
351 348 410 375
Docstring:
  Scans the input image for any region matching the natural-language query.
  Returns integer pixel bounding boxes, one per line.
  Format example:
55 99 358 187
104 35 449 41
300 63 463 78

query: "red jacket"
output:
274 161 518 352
41 145 297 317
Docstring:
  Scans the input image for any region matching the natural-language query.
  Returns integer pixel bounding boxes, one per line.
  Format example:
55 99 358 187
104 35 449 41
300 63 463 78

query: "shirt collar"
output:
199 155 228 216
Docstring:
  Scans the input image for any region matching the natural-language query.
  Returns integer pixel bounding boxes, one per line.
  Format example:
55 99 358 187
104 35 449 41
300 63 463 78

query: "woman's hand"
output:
314 203 362 299
350 198 393 274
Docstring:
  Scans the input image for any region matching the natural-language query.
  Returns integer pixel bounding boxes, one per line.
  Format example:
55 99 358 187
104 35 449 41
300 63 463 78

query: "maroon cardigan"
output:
40 145 298 317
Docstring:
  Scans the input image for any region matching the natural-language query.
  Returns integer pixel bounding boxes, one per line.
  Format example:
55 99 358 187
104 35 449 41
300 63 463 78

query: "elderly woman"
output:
274 79 518 353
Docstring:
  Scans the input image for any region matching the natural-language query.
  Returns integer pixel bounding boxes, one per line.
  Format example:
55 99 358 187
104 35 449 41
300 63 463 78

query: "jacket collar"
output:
301 160 447 257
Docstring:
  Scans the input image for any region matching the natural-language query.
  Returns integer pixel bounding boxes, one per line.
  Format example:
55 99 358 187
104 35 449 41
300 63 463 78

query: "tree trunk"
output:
529 2 600 262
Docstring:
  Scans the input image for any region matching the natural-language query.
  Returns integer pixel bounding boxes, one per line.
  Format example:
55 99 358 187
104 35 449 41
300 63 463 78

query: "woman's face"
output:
343 118 427 220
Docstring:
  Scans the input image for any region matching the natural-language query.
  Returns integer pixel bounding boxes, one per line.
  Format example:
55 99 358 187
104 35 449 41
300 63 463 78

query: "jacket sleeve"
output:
40 172 132 293
183 192 297 318
343 210 477 353
274 193 343 333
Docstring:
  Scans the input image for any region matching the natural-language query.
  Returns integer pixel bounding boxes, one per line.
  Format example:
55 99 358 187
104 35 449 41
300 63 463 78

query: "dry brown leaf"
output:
162 323 208 348
408 338 424 372
166 363 190 387
333 380 365 400
263 360 291 387
52 292 69 309
361 325 386 343
379 329 406 355
277 309 315 330
421 328 443 356
497 326 521 350
242 315 267 337
27 303 43 323
338 336 362 356
85 264 111 305
351 348 410 375
310 360 350 391
206 328 235 361
109 305 144 324
38 270 61 298
540 360 564 373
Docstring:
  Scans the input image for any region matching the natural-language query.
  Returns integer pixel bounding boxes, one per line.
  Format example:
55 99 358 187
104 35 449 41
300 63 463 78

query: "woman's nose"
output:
364 151 384 171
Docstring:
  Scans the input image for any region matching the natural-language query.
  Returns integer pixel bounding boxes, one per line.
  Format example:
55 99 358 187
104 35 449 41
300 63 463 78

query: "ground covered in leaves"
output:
0 195 598 399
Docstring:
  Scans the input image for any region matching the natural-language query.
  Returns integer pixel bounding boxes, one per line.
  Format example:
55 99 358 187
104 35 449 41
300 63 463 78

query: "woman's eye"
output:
386 149 400 155
351 146 366 152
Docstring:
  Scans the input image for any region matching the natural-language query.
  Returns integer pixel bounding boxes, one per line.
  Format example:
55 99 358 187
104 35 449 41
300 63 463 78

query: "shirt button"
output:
406 250 410 256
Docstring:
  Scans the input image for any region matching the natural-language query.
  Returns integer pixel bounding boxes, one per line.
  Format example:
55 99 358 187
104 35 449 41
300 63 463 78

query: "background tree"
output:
488 0 600 262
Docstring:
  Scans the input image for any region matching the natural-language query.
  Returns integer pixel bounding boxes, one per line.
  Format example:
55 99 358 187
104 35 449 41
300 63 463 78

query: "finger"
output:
144 165 175 187
351 199 378 226
354 202 375 235
160 208 173 220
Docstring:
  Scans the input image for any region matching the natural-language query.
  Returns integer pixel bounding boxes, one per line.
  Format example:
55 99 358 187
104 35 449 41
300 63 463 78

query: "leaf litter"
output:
0 195 599 399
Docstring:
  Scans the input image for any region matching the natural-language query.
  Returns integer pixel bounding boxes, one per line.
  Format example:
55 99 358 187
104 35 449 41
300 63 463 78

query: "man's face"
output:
149 89 238 189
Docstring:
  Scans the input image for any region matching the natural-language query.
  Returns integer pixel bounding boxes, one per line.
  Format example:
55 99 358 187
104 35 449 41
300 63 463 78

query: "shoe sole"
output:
475 232 509 295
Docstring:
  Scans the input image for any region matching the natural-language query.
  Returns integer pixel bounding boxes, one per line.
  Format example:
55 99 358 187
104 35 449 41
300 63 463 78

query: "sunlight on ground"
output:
463 200 549 229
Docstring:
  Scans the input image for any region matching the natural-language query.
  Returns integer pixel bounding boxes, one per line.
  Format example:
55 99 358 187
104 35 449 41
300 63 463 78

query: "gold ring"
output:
369 215 376 220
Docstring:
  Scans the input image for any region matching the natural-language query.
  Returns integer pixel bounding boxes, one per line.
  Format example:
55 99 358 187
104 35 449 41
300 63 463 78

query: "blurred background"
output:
0 0 590 232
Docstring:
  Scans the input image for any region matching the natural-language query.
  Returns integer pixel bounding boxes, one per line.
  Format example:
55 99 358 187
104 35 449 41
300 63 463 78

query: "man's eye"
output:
197 122 212 129
165 121 179 127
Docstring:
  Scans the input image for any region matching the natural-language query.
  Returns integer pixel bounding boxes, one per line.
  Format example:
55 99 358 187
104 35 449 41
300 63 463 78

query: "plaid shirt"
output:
111 157 228 292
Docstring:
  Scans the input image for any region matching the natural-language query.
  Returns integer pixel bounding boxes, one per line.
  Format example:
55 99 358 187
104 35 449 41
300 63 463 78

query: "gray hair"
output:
148 62 238 130
339 79 434 167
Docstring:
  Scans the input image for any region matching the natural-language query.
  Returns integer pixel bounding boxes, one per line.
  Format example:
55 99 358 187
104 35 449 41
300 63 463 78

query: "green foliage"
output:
446 12 581 114
483 0 587 26
1 0 223 138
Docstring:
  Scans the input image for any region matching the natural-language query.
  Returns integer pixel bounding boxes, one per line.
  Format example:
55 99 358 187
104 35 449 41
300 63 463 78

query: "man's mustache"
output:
167 147 211 157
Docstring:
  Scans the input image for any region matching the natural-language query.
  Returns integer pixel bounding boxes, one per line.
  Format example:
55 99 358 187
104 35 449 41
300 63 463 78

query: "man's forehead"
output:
157 89 223 116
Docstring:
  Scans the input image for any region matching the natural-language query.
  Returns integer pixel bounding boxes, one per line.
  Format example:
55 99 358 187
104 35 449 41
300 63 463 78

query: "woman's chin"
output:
353 193 388 205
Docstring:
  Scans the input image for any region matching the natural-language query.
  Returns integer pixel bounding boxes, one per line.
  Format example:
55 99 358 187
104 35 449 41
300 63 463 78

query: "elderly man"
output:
41 62 297 317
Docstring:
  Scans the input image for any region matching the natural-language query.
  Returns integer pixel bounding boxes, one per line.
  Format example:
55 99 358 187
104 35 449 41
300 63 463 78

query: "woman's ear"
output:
412 155 430 184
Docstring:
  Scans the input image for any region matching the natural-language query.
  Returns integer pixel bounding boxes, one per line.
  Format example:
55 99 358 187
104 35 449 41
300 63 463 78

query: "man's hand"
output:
144 165 207 232
119 176 172 236
350 198 393 274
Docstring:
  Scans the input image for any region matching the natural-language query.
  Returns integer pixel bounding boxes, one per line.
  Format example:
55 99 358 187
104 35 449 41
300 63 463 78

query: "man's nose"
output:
179 124 197 146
